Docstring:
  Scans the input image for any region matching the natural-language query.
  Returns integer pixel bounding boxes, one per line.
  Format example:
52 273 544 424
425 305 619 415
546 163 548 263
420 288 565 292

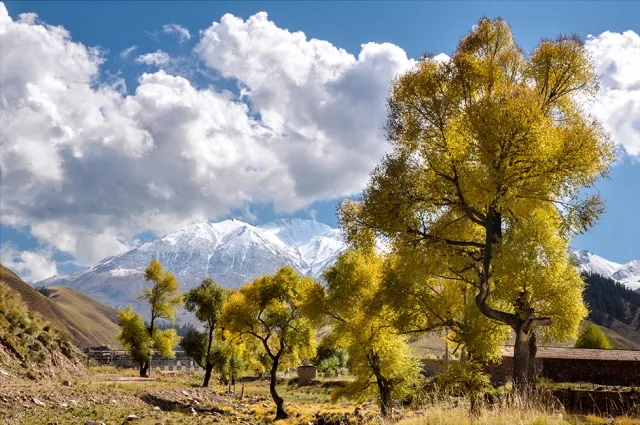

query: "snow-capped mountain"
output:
569 248 640 290
37 218 347 310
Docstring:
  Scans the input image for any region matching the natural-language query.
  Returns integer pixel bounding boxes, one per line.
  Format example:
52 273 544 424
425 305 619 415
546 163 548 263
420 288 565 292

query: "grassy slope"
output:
0 265 68 333
0 264 121 349
46 286 122 349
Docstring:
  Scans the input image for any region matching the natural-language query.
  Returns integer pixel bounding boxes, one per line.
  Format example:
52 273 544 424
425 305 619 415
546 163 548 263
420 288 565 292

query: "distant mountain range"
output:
36 217 640 315
569 249 640 290
38 218 346 311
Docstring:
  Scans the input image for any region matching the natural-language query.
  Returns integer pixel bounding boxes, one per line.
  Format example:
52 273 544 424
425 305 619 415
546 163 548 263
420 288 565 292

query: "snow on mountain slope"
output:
569 248 622 277
38 219 640 313
569 248 640 290
38 218 347 309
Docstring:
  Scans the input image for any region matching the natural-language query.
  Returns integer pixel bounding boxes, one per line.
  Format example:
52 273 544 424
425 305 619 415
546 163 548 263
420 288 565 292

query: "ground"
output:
1 367 639 425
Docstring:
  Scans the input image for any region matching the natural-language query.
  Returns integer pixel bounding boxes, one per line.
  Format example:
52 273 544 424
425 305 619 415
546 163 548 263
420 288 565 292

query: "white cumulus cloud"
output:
0 2 639 279
586 30 640 156
163 23 190 42
136 49 171 66
0 245 59 283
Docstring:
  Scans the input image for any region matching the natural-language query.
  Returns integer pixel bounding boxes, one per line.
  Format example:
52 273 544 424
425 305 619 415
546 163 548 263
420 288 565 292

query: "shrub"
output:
575 323 612 349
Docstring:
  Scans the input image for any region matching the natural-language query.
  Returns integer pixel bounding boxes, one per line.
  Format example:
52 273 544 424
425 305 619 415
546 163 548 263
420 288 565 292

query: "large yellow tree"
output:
341 18 614 391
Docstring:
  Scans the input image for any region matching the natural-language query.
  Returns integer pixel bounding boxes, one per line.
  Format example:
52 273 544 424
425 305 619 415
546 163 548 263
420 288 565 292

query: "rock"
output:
181 390 190 396
126 414 139 420
84 422 107 425
59 402 69 408
111 399 118 404
153 406 161 411
0 369 9 376
183 406 197 416
62 380 73 387
70 399 80 406
32 397 46 407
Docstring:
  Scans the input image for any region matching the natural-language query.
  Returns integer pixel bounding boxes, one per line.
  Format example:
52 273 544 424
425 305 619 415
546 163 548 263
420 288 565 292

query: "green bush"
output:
575 323 612 349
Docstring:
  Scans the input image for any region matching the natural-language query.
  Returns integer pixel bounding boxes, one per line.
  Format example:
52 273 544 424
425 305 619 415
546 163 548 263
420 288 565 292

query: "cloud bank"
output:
0 3 639 278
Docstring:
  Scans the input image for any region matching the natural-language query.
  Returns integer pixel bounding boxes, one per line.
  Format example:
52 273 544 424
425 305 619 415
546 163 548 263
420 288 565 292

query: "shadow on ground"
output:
140 392 228 415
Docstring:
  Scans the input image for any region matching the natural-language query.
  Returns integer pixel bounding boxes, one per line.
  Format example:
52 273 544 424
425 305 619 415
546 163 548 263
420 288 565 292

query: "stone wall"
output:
485 357 640 387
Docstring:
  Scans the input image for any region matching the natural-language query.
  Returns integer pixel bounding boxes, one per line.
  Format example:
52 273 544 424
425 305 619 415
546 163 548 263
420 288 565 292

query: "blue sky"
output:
1 1 640 281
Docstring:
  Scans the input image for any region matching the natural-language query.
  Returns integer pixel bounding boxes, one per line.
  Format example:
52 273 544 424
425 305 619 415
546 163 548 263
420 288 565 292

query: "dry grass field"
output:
1 366 639 425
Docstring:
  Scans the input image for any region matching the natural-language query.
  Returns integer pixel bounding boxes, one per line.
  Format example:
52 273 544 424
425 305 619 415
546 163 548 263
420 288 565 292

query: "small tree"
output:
117 306 178 376
182 278 227 387
309 248 421 417
313 346 349 377
118 258 182 377
221 267 316 420
575 323 613 349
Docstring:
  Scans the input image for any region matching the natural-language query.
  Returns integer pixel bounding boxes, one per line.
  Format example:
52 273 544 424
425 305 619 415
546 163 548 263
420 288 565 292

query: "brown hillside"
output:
47 286 122 349
0 264 68 333
0 264 121 349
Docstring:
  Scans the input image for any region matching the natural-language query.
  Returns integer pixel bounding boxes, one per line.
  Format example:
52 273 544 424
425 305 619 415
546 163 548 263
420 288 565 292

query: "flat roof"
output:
502 346 640 362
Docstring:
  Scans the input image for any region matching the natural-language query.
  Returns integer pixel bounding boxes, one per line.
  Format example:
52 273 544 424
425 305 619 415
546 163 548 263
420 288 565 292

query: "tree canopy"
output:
220 266 316 420
340 17 614 391
182 277 228 387
309 248 420 417
118 258 182 377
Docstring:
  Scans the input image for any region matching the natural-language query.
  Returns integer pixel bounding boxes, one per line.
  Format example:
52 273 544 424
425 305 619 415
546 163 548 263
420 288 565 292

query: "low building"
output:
486 346 640 387
297 365 318 385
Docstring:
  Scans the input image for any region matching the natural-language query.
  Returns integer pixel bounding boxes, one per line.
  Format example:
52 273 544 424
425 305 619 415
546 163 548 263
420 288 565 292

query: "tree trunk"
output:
377 381 393 418
203 323 215 388
270 357 288 420
147 317 155 378
140 361 149 377
203 363 213 387
527 331 538 387
512 324 533 393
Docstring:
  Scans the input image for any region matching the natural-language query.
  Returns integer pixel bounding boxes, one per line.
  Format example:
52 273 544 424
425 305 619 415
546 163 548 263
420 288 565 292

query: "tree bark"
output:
512 324 531 392
377 379 393 418
527 331 538 387
202 322 215 388
269 356 288 420
474 207 550 392
147 315 155 378
203 363 213 387
140 361 149 378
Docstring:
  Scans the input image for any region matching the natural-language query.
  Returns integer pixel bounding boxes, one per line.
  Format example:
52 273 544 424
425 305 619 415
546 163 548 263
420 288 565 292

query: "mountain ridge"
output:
36 218 640 314
38 218 347 311
569 248 640 290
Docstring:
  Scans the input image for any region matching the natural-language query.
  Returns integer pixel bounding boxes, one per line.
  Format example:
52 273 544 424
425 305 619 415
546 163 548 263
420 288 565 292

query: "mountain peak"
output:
569 247 640 289
38 217 345 310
